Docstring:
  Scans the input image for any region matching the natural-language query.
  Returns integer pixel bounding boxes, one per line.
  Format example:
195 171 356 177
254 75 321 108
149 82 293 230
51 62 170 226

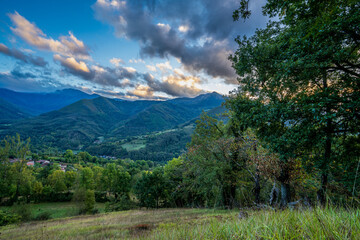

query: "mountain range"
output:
0 88 225 159
0 88 99 116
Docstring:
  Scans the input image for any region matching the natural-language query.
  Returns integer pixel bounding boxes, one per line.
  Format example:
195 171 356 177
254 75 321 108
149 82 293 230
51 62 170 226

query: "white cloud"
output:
156 61 172 72
178 25 189 33
146 65 157 72
129 58 145 64
9 12 90 60
53 54 90 73
110 57 124 66
123 66 136 73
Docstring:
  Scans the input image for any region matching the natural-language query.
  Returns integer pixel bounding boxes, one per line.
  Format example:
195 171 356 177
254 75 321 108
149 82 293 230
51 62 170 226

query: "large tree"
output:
230 0 360 204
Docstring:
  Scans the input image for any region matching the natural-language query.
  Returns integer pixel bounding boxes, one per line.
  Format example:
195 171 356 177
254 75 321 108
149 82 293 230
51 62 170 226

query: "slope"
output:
0 88 99 115
0 97 29 123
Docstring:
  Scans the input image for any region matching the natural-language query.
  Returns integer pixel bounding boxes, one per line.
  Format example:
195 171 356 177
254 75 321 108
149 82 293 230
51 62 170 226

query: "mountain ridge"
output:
0 88 100 115
0 91 225 152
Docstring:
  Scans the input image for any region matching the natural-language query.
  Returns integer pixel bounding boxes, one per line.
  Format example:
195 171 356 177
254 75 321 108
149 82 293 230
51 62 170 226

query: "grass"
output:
121 139 147 151
0 202 106 220
0 207 359 239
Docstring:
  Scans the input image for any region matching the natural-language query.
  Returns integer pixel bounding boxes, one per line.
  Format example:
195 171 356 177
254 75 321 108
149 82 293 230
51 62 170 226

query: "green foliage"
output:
135 168 170 208
230 0 360 204
84 190 95 214
78 167 94 190
0 210 20 226
33 211 51 221
12 203 32 222
102 163 131 197
48 170 67 193
105 195 135 212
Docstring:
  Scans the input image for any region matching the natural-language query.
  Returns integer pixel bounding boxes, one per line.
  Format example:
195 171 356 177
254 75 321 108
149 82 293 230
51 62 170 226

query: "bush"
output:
0 211 21 226
34 211 52 221
12 203 32 222
84 190 95 213
95 191 108 203
105 195 135 212
73 188 96 214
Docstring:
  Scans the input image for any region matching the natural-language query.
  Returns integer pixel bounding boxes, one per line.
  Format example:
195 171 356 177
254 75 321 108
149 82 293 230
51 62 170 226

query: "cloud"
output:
92 0 268 84
143 72 205 97
110 57 124 66
54 54 90 74
0 66 66 92
8 12 91 60
54 54 136 88
0 43 47 67
129 58 145 64
146 65 157 72
128 84 154 98
155 61 172 73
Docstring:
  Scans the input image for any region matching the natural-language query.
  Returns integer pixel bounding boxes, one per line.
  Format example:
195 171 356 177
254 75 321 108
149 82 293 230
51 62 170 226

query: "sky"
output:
0 0 268 100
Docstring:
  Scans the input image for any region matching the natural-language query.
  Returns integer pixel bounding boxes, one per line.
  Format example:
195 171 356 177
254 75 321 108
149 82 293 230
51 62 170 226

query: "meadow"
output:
0 207 359 239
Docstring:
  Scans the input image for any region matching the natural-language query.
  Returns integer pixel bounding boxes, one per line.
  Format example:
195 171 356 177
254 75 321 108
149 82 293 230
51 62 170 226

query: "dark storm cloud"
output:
0 43 47 67
93 0 268 84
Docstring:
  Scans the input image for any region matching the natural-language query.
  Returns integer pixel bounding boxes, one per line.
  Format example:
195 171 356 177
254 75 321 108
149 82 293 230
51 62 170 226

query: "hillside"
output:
0 97 29 123
0 88 99 115
1 92 225 154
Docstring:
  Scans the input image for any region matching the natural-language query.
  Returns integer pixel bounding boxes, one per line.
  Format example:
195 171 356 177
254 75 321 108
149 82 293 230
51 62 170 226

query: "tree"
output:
102 163 131 198
164 157 186 207
230 0 360 205
48 170 67 193
64 149 75 163
184 113 254 208
0 135 32 202
135 168 169 208
65 171 77 191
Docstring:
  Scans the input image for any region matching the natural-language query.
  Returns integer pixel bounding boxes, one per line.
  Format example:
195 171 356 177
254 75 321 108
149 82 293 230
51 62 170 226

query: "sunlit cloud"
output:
8 11 91 60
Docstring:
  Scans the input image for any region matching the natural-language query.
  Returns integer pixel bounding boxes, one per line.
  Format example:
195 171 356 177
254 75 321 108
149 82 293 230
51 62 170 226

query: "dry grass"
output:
0 208 212 240
0 207 359 240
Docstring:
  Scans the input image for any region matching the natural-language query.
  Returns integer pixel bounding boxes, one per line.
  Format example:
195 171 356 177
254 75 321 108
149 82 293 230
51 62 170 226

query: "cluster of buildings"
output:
9 159 68 172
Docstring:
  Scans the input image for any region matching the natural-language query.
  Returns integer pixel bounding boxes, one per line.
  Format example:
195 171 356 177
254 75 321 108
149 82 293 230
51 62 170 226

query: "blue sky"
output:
0 0 268 99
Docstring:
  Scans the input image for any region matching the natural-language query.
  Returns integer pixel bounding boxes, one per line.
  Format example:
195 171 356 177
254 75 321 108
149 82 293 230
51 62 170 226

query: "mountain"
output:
0 88 99 115
0 92 225 151
0 97 29 123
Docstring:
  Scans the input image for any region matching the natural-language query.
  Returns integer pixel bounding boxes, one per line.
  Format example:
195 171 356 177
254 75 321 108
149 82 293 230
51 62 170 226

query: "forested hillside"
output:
0 92 225 159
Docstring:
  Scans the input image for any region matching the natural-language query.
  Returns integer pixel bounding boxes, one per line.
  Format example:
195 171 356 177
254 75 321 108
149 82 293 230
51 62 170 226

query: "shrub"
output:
34 211 52 221
84 189 95 213
0 211 21 226
12 203 32 221
95 191 108 203
105 195 135 212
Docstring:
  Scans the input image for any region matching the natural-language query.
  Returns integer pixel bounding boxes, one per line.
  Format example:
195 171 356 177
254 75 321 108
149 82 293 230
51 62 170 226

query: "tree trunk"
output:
254 168 261 204
278 166 291 208
269 180 279 206
318 71 332 206
280 182 291 208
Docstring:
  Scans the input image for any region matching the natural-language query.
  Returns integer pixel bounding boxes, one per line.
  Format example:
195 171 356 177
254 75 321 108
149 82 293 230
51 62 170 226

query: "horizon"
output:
0 86 223 101
0 0 268 100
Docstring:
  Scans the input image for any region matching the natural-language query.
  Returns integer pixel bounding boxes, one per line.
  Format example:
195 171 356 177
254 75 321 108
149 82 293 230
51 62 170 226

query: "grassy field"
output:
0 202 106 220
121 139 147 151
0 207 359 239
